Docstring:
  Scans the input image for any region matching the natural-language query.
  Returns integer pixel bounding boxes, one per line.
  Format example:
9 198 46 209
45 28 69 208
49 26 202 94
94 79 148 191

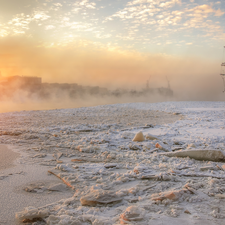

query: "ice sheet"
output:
1 101 225 224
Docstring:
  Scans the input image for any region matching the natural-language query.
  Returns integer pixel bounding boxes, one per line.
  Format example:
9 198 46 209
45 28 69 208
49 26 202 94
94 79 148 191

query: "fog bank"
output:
0 37 223 112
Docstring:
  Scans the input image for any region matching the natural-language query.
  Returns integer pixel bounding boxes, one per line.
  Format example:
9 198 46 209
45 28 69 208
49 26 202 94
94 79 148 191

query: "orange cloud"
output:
189 4 225 17
215 8 225 16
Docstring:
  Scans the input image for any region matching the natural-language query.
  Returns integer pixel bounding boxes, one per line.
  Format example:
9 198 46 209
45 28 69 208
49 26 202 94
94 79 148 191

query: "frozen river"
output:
0 101 225 225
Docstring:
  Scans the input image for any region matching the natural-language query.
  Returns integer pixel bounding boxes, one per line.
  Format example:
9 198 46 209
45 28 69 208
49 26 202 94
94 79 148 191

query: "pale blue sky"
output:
0 0 224 59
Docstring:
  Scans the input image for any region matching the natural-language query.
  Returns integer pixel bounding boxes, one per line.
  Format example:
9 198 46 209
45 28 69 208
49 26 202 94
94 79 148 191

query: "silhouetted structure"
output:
0 75 173 100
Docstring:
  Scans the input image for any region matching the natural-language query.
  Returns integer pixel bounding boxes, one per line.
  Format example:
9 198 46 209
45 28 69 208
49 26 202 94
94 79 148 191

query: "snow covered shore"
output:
1 101 225 224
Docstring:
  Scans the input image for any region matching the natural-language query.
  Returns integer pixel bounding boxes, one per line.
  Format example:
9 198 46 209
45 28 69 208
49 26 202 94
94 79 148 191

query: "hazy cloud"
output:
0 37 221 101
0 0 223 51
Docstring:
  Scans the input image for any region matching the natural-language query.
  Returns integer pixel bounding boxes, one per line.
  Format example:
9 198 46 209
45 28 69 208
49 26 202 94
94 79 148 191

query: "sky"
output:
0 0 225 99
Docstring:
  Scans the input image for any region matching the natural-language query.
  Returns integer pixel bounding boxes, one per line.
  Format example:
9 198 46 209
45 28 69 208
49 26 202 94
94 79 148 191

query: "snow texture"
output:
1 101 225 224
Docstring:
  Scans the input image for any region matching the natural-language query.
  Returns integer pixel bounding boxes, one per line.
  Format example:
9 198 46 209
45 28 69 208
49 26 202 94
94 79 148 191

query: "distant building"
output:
5 76 42 86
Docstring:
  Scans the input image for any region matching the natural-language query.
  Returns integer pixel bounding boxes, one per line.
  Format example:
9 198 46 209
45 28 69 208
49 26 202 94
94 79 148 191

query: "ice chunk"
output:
132 131 145 142
16 207 49 222
145 134 158 140
80 189 122 206
160 149 225 162
151 188 191 201
120 206 145 224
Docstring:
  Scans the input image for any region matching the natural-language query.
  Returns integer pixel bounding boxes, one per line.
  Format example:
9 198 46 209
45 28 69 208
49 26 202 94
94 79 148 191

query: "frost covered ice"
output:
1 101 225 224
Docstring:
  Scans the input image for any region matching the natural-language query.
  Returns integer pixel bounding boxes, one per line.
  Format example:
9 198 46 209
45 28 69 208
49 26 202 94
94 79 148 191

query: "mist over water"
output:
0 37 224 113
0 84 173 113
0 96 160 113
0 84 224 113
